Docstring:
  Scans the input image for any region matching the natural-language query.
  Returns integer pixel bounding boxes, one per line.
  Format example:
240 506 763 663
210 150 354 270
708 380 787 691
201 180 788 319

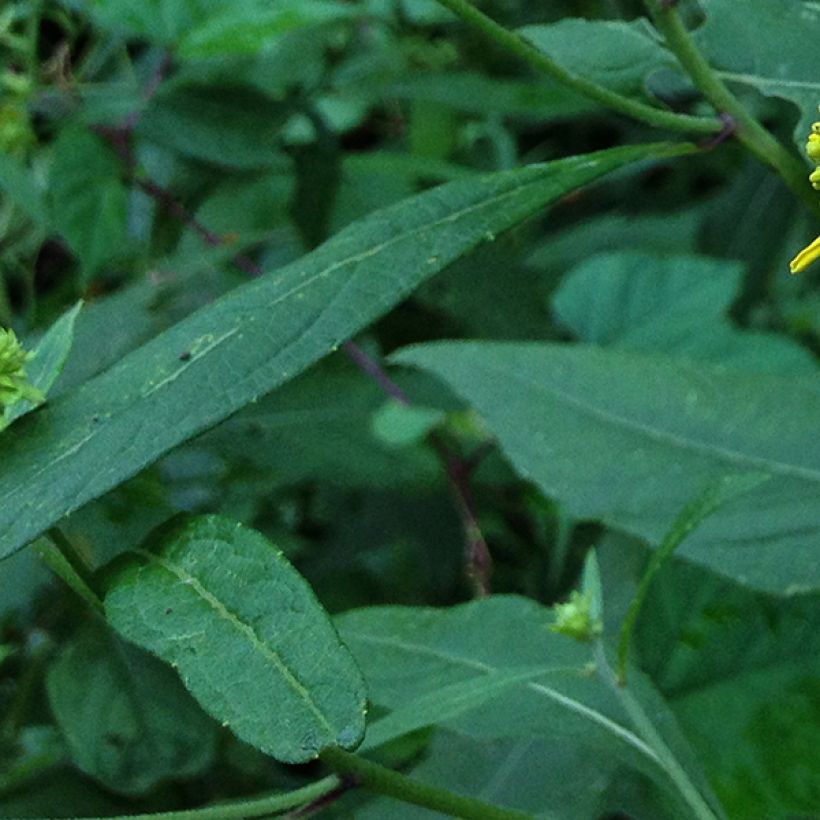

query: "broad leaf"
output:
337 595 714 809
47 620 217 794
394 341 820 593
357 732 618 820
104 515 367 763
696 0 820 148
0 142 683 560
552 251 816 374
521 18 674 101
636 558 820 818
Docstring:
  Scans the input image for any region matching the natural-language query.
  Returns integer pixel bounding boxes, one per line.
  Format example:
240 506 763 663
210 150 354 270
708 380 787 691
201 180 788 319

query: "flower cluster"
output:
549 590 603 642
790 118 820 274
0 327 42 412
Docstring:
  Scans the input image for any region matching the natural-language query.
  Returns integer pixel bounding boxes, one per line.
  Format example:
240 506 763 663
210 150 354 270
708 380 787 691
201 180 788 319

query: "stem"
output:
434 0 722 135
643 0 820 218
24 0 42 83
23 776 342 820
594 643 723 820
616 479 735 683
320 746 535 820
431 434 493 597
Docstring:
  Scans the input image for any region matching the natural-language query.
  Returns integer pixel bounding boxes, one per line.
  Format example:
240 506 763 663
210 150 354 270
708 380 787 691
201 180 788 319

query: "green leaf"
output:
178 1 355 59
85 0 225 42
0 142 682 560
520 18 674 100
636 559 820 818
696 0 819 148
393 341 820 593
4 302 82 427
46 620 218 794
136 83 292 169
337 596 713 808
0 152 48 227
381 71 592 121
104 515 367 763
371 399 445 448
49 127 127 276
357 732 616 820
199 358 443 489
362 666 547 752
552 251 816 374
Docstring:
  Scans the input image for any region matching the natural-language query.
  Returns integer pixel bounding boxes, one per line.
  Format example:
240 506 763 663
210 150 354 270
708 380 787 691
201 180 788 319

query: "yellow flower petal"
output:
789 234 820 274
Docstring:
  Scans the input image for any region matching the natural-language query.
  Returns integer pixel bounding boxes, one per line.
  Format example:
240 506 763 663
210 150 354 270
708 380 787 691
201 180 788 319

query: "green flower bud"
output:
0 327 43 412
549 590 603 643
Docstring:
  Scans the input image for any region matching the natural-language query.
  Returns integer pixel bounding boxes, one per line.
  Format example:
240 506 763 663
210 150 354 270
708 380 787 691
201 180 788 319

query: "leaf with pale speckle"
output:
0 142 685 561
104 515 367 763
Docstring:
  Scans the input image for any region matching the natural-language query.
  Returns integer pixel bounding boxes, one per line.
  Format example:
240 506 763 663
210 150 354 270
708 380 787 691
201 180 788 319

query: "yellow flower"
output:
790 234 820 275
790 115 820 274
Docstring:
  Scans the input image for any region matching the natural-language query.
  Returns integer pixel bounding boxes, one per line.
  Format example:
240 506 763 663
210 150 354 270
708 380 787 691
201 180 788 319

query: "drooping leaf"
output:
0 142 685 560
104 515 367 763
46 620 218 794
393 341 820 593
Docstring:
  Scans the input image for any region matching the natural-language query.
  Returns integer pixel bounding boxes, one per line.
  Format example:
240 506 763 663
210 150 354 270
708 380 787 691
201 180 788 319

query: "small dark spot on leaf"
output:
179 351 191 361
104 733 127 748
165 607 173 615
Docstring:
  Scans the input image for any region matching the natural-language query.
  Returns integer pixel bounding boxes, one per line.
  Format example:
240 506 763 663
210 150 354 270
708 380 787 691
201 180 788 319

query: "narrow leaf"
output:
0 143 684 560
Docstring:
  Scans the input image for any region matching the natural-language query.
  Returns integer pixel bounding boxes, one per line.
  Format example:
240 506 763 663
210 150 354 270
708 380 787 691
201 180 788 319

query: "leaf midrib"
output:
346 629 659 764
134 549 335 735
476 355 820 484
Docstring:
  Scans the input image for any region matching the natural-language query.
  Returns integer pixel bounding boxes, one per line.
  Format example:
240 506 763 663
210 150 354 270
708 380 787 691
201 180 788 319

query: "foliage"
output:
0 1 818 818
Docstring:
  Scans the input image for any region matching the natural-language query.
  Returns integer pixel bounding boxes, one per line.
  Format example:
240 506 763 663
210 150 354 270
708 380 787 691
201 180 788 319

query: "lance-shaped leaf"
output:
0 142 686 560
104 515 366 763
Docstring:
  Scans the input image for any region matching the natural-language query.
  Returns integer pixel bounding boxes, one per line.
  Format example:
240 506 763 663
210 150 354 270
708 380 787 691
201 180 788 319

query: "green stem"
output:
24 0 42 83
594 643 723 820
320 746 535 820
434 0 722 135
643 0 820 218
24 776 342 820
616 478 741 683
